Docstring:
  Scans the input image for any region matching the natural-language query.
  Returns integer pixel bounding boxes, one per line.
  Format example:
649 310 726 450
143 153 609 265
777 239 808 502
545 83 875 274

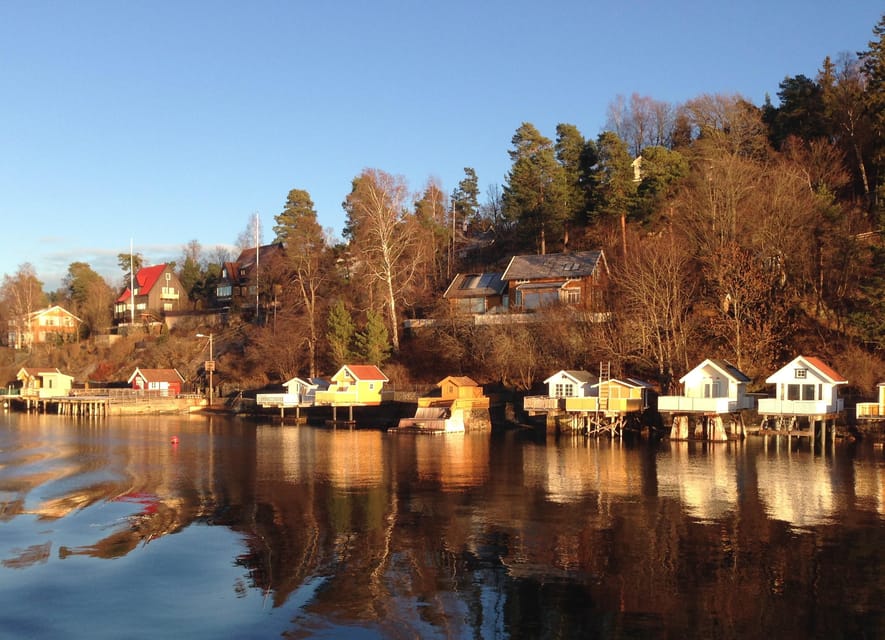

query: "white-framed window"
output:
795 368 807 379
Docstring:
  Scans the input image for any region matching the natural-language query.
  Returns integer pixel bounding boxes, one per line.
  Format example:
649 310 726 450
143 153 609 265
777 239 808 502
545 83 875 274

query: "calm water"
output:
1 411 885 639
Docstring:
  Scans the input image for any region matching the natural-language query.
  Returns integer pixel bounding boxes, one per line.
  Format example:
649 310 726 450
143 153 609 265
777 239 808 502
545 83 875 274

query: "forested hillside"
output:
2 15 884 399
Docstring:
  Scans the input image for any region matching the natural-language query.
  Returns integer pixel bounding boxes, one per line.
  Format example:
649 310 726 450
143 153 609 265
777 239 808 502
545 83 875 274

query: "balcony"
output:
757 398 844 415
657 396 754 414
856 402 884 418
523 396 564 412
564 397 643 413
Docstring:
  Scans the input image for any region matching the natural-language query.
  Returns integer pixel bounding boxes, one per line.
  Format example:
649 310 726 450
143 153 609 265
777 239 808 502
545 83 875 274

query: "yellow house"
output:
856 383 885 419
314 365 389 406
565 377 654 414
17 367 75 398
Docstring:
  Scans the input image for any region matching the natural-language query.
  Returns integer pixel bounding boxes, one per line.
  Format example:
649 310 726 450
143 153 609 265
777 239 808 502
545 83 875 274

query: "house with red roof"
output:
314 364 389 406
114 263 185 325
127 368 185 396
758 355 847 421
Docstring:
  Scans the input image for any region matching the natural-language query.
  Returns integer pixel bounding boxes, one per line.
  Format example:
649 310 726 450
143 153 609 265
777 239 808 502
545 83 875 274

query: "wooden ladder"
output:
598 362 611 412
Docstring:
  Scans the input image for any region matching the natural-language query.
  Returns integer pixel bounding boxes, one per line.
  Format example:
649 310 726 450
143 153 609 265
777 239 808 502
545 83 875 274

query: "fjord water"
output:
1 412 885 639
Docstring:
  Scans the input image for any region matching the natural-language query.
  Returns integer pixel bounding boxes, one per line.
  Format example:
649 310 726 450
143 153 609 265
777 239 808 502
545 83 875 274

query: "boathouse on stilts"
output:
658 359 753 441
756 355 847 445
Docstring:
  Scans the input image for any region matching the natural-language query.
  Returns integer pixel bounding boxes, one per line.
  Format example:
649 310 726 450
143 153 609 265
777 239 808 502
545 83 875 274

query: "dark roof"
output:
708 359 751 382
443 273 506 299
502 250 604 281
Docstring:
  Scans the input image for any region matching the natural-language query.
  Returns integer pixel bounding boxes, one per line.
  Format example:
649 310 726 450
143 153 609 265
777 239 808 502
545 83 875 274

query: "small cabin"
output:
314 365 388 406
565 377 654 414
398 376 490 433
17 367 74 398
256 377 328 409
855 382 885 420
524 369 597 414
658 359 753 414
127 368 184 396
757 355 846 416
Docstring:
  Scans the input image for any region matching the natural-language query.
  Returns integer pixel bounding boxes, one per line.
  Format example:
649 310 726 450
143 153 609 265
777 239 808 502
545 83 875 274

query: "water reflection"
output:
2 413 885 638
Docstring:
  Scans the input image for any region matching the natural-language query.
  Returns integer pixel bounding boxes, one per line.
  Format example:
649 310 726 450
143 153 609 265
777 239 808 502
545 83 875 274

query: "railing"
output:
856 402 884 418
757 398 844 415
564 397 643 413
657 396 753 413
256 393 300 407
523 396 564 411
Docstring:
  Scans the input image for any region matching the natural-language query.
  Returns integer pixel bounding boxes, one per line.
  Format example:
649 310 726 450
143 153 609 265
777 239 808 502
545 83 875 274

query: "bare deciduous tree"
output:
344 169 421 351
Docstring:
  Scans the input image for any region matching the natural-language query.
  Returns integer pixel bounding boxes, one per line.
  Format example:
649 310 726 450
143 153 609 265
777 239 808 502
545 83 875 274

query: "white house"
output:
256 376 328 409
658 359 753 414
524 370 597 413
757 355 847 417
545 370 597 398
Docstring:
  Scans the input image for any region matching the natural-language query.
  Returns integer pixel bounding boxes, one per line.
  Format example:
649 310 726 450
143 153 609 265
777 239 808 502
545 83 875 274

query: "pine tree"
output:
326 299 355 367
353 309 391 366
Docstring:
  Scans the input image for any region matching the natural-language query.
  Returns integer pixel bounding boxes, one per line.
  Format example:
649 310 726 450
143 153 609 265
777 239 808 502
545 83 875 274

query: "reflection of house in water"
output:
755 452 835 528
412 434 490 489
852 457 885 516
656 442 738 521
521 440 644 505
397 376 491 433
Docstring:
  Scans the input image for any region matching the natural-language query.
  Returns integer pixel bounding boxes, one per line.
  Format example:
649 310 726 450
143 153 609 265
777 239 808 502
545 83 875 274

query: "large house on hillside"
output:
7 305 81 349
501 250 608 313
114 264 185 326
214 242 286 318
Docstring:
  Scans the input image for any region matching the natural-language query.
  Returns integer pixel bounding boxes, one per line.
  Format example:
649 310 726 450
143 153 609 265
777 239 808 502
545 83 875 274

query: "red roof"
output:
342 365 388 381
116 264 169 303
128 368 184 384
802 356 847 383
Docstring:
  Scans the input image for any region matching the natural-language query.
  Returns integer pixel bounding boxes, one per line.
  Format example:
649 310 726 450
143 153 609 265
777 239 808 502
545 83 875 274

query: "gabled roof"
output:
443 273 506 299
438 375 480 387
544 370 597 385
594 377 655 390
765 355 847 385
234 243 286 271
680 358 750 384
127 368 185 384
502 250 606 281
116 264 171 303
17 367 73 380
337 364 388 382
24 305 82 323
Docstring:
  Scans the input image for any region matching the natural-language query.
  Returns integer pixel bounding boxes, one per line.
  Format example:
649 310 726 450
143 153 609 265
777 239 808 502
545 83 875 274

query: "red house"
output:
127 368 185 396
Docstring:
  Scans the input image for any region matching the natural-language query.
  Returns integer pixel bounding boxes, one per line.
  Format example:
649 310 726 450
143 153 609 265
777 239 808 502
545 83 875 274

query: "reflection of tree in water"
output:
2 542 52 569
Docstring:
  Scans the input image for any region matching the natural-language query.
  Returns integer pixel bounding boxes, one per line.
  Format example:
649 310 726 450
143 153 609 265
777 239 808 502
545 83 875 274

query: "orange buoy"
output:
170 436 179 445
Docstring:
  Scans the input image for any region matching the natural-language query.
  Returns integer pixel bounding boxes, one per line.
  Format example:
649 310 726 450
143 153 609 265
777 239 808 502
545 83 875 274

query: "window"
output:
563 289 581 304
802 384 815 401
795 368 807 379
703 380 721 398
787 384 800 400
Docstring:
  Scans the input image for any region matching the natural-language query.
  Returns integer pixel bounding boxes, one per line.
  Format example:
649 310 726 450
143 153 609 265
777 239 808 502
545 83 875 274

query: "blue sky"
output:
1 1 882 292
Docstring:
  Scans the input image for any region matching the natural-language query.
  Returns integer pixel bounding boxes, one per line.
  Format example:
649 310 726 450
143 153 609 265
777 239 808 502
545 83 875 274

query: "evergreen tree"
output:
555 123 590 225
353 309 391 366
502 122 569 254
451 167 480 230
326 299 355 367
594 131 638 257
